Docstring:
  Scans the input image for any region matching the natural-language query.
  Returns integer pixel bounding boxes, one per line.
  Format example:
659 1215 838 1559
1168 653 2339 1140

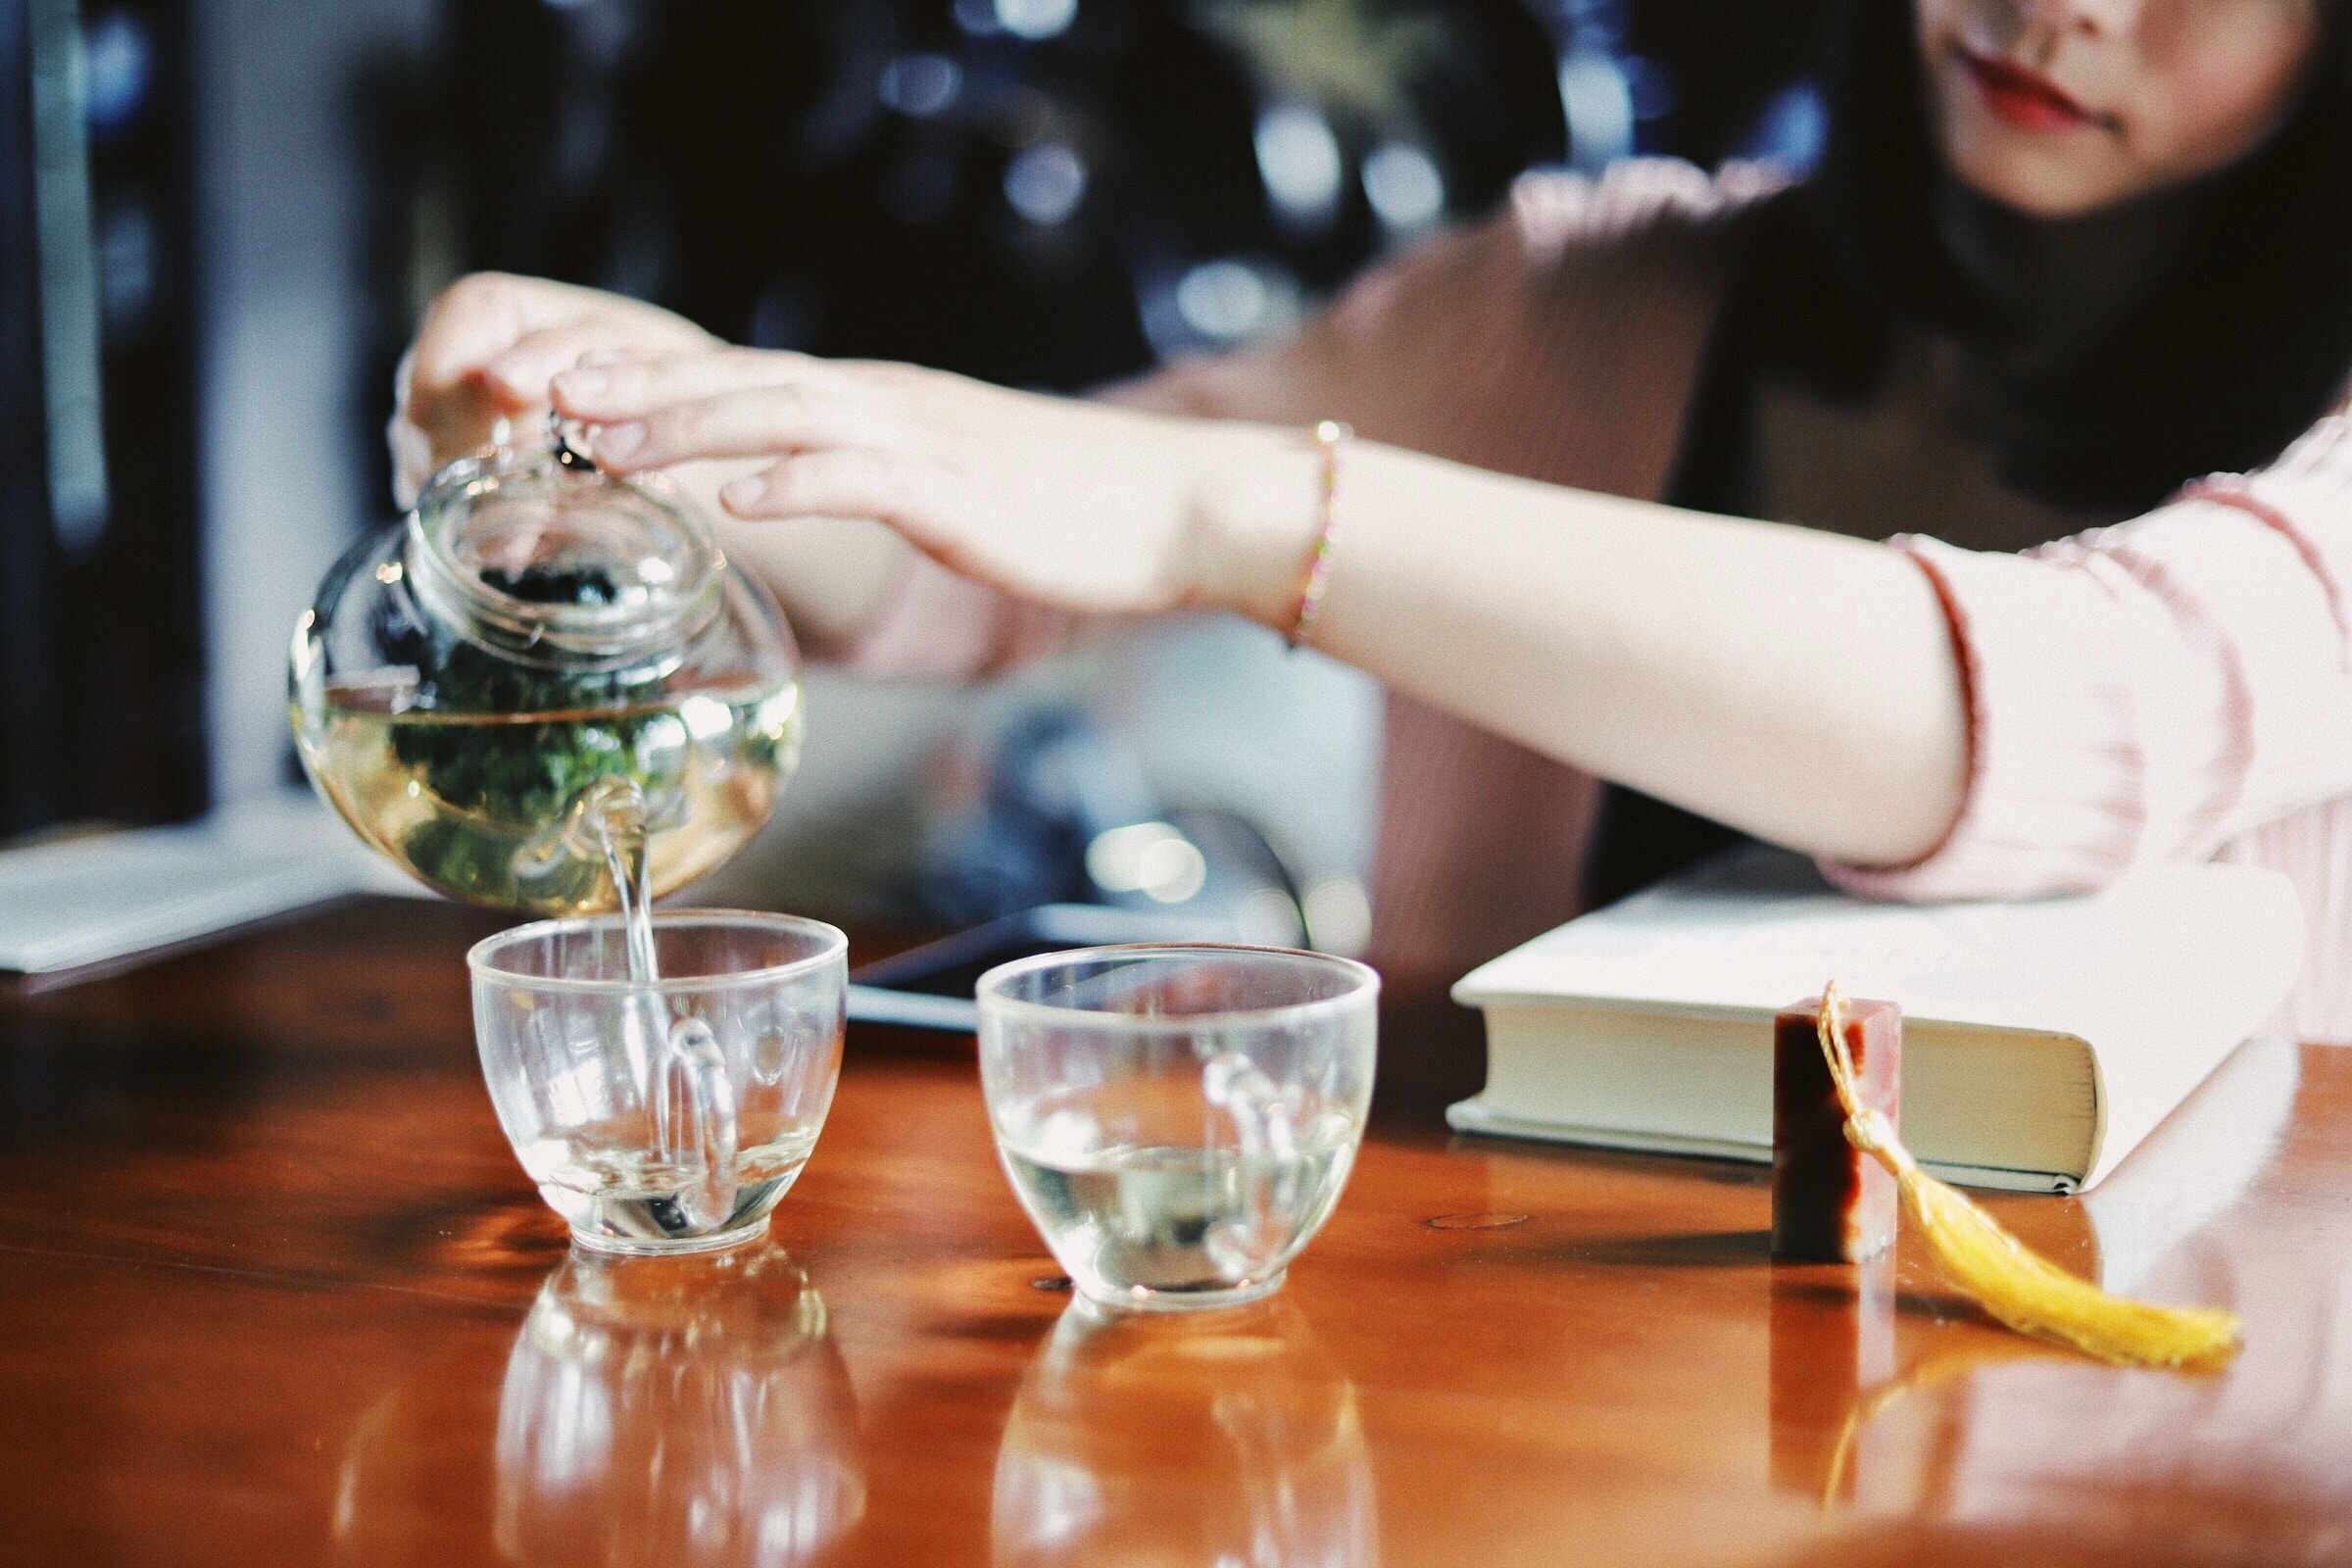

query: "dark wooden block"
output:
1773 995 1901 1263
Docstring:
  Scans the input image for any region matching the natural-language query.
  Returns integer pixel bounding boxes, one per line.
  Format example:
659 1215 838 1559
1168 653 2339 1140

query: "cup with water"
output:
469 909 848 1254
976 944 1379 1311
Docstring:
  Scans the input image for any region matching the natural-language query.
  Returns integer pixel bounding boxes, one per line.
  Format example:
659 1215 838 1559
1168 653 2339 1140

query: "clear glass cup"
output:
976 944 1379 1311
469 909 848 1254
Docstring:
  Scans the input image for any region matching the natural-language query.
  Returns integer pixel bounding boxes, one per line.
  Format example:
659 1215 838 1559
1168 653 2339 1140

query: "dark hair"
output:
1795 0 2352 513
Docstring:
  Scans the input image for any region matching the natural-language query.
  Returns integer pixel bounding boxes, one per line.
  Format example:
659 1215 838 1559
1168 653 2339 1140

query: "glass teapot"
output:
289 419 803 913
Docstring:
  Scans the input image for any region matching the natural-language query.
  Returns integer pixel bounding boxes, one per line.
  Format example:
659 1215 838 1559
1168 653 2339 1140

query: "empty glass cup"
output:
976 945 1379 1311
470 910 848 1254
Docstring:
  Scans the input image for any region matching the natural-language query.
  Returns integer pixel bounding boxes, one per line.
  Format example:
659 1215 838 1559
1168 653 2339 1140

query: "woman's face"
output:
1916 0 2327 216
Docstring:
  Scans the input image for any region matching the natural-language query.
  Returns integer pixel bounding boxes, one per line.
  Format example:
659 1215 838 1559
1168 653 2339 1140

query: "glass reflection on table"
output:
495 1241 864 1567
993 1296 1376 1567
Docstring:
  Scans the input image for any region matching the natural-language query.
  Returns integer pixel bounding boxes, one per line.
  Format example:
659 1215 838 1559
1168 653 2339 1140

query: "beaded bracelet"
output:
1286 419 1352 650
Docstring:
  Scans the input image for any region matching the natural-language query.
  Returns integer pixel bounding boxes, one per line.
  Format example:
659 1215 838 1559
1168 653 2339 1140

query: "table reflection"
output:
1761 1040 2352 1558
993 1298 1376 1567
1770 1250 1897 1504
496 1242 865 1567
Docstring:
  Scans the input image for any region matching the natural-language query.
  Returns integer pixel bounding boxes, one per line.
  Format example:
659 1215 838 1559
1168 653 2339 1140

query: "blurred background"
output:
0 0 1826 945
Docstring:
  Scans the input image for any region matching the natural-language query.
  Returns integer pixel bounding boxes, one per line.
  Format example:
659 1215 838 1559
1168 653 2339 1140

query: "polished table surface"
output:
2 898 2348 1567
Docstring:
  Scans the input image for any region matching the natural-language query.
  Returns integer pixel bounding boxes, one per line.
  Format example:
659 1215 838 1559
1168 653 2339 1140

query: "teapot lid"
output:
406 418 724 666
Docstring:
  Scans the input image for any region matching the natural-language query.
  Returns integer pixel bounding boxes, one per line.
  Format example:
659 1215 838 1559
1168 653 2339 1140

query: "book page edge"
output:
1444 1098 2077 1194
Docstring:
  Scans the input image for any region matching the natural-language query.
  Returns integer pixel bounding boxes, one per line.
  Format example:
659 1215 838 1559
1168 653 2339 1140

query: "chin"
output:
1919 48 2140 218
1936 110 2142 218
1944 149 2125 217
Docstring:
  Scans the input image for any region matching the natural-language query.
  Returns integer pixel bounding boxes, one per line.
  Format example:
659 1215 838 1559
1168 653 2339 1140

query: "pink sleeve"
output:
1827 415 2352 901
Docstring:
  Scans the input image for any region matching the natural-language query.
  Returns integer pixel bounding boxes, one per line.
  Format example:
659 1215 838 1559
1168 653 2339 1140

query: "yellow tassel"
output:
1815 985 2240 1373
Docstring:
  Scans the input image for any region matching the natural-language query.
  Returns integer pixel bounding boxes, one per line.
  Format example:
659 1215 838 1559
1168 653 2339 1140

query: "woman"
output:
394 0 2352 1034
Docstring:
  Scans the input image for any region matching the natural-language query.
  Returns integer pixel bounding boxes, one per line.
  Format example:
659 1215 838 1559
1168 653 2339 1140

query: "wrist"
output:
1183 421 1334 629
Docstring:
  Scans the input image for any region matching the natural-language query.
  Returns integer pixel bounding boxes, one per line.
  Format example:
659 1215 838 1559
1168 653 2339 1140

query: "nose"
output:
2014 0 2140 40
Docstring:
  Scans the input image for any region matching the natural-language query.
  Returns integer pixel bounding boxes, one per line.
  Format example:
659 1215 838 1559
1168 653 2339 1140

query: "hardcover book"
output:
1446 848 2304 1193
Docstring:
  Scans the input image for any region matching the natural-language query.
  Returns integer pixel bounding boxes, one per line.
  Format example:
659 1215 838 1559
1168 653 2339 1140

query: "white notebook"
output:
0 792 425 977
1446 848 2305 1193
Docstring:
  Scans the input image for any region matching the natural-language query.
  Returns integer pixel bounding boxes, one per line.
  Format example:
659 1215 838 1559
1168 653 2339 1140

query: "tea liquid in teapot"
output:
290 423 803 918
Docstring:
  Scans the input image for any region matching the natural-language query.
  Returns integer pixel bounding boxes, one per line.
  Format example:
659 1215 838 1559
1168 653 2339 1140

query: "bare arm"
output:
1222 441 1967 866
552 352 1970 867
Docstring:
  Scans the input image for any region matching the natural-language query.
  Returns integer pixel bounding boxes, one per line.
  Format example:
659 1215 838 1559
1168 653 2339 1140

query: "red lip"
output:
1958 48 2104 133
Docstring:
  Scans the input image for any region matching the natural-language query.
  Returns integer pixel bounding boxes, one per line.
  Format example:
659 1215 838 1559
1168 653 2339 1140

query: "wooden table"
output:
1 898 2346 1566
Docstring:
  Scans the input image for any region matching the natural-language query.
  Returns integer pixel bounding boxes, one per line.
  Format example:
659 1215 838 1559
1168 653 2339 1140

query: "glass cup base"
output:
568 1213 773 1257
1077 1269 1286 1314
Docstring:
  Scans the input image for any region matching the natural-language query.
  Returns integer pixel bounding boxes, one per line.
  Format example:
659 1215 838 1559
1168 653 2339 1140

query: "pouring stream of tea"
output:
582 775 738 1233
588 778 662 989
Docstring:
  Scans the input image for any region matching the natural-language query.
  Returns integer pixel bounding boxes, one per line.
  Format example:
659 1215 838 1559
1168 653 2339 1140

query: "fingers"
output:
580 382 908 474
388 400 438 511
390 273 720 508
405 273 592 405
408 271 713 410
481 325 637 409
390 319 605 503
720 451 950 540
391 336 505 501
551 347 814 416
